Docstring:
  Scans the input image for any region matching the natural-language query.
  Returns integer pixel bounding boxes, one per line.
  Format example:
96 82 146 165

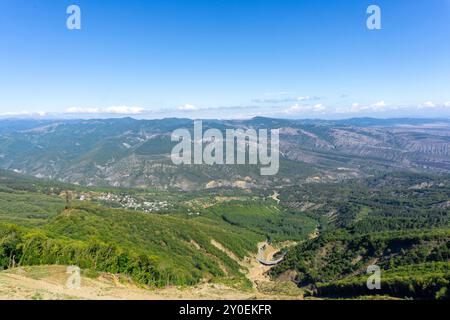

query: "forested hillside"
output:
1 118 449 190
1 117 449 300
0 170 314 289
271 173 450 299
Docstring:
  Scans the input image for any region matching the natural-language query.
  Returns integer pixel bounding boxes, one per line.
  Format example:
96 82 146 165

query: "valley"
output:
0 117 449 300
1 118 449 191
0 265 289 300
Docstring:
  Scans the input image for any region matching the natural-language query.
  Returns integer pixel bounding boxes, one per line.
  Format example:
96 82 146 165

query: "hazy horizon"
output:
1 112 450 122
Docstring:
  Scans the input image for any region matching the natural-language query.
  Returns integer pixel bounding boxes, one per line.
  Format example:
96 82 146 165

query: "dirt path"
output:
0 265 304 300
245 242 273 286
246 241 294 288
211 239 300 297
0 239 304 300
211 240 280 287
210 239 270 287
0 266 261 300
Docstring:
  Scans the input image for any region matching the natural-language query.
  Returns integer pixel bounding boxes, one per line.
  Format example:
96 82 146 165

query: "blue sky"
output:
0 0 450 119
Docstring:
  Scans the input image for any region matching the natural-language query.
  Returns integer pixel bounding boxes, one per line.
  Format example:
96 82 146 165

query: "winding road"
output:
256 242 285 266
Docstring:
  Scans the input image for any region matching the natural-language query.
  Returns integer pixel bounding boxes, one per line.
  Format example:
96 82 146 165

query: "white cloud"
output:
421 101 436 108
64 106 144 115
368 101 388 112
312 103 326 112
0 110 47 117
283 103 327 114
336 101 389 114
254 95 320 104
297 96 321 102
336 103 366 113
177 104 199 111
284 104 310 114
65 107 100 114
372 100 386 108
351 103 362 112
419 101 450 108
106 106 144 114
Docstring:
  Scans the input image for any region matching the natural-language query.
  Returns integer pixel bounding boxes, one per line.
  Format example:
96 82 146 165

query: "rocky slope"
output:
0 117 449 190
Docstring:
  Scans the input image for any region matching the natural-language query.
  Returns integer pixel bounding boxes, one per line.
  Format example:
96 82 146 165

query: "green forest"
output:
271 173 450 299
1 169 449 299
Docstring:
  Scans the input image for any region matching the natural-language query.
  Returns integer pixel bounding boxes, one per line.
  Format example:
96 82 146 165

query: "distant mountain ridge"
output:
0 117 449 190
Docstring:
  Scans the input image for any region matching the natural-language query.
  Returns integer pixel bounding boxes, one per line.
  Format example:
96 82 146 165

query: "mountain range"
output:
0 117 449 190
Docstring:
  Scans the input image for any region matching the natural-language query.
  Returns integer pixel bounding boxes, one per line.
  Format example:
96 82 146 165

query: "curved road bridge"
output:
256 243 285 266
